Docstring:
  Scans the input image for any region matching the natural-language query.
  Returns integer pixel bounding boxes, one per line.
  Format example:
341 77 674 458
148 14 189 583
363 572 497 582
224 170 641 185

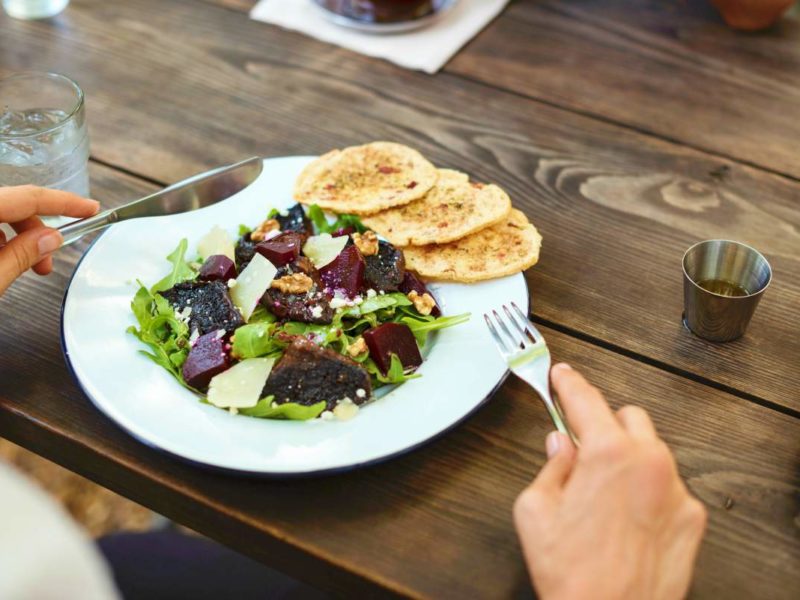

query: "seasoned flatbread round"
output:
294 142 438 215
361 169 512 246
403 209 541 282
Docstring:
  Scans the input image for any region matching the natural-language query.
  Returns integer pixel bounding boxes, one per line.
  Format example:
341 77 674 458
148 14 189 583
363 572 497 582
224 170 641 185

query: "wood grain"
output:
449 0 800 178
198 0 800 178
0 0 797 411
1 160 797 597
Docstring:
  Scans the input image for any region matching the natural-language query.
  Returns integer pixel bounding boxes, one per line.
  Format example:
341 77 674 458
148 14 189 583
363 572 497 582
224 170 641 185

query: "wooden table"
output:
1 1 798 597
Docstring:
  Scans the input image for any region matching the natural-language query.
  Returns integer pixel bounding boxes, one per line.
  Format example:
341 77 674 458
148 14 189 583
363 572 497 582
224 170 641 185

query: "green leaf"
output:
248 305 277 324
352 292 411 316
307 204 329 233
151 239 197 293
238 224 252 237
128 282 192 389
401 312 471 347
364 355 421 386
267 208 281 219
307 203 367 235
232 323 282 359
239 397 326 420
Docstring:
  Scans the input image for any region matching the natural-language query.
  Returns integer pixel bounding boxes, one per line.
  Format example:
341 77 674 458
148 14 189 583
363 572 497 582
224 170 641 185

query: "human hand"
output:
514 363 707 600
0 186 99 296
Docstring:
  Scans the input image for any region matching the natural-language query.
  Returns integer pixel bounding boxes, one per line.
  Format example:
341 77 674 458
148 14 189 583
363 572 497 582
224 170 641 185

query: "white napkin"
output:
250 0 511 74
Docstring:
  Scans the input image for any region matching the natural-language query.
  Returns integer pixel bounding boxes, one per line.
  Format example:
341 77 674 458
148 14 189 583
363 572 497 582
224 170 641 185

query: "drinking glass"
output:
0 72 90 225
2 0 69 19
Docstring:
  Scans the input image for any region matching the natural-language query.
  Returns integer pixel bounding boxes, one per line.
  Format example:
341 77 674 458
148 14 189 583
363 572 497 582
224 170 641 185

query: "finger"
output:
616 405 658 440
0 186 99 222
11 218 53 275
531 431 577 495
551 363 621 443
0 227 62 295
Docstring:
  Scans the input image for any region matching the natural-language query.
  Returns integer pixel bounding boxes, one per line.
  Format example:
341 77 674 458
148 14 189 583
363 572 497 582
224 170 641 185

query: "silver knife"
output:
58 156 263 246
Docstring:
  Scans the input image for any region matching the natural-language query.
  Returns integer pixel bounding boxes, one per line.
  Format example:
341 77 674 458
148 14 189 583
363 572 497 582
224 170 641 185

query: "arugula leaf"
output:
401 313 471 347
267 208 281 219
248 305 277 324
364 354 421 386
307 203 367 234
239 397 326 420
351 292 411 316
151 239 196 293
232 323 283 359
127 284 192 388
238 224 252 237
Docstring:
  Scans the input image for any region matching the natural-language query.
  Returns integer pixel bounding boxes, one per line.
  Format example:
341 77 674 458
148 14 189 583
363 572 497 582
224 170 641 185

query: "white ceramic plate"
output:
62 156 527 475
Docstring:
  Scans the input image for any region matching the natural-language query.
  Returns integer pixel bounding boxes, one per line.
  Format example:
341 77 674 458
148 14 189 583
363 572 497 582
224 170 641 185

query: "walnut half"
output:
250 218 280 242
407 290 436 316
352 230 379 256
271 273 313 294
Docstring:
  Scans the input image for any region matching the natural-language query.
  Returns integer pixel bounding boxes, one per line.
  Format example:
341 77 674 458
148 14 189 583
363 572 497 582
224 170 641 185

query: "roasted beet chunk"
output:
160 280 244 336
182 331 231 390
255 231 306 268
319 245 365 297
276 203 312 235
261 257 333 324
262 338 372 410
364 241 406 292
199 255 237 282
235 232 258 271
399 270 440 317
363 323 422 374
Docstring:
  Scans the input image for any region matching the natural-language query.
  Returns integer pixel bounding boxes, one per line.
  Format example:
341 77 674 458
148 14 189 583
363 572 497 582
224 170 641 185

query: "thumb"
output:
532 431 577 495
0 227 62 295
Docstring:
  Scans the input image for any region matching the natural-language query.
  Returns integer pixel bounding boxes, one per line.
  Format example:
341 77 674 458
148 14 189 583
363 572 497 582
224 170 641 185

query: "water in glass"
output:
2 0 69 19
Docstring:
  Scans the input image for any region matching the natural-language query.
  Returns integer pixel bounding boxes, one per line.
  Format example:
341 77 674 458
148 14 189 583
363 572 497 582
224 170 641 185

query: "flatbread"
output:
361 169 512 246
293 142 438 215
402 209 541 282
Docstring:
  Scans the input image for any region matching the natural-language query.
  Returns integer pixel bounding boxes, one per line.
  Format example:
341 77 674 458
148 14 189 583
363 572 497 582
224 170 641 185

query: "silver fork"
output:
484 302 578 446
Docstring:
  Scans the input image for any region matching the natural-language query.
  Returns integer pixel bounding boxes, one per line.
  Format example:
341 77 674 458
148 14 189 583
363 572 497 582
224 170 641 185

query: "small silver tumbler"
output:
682 240 772 343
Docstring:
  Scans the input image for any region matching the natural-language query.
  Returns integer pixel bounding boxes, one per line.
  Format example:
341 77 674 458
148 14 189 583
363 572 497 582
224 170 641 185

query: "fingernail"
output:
552 362 572 373
37 230 62 255
545 431 562 458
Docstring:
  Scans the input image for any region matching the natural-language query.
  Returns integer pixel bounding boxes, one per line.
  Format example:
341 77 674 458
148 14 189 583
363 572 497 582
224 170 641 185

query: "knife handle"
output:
58 209 118 246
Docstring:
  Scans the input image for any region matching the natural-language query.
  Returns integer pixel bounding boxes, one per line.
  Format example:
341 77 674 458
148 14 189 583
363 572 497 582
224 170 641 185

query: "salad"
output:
128 203 469 421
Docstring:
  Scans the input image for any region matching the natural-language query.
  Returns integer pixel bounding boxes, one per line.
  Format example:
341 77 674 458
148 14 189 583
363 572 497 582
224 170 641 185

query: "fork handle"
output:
537 385 580 447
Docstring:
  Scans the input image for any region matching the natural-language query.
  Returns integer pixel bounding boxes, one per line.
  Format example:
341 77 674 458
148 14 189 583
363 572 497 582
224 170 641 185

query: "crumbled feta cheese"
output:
333 397 359 421
215 329 226 340
189 329 200 345
227 278 237 288
356 388 366 399
228 407 238 415
310 305 323 319
174 306 192 324
353 296 364 305
379 290 385 295
271 401 279 409
330 297 348 309
320 410 335 421
366 289 377 298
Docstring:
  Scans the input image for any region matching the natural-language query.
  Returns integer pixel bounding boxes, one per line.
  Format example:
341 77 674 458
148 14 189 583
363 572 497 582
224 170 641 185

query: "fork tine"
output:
484 313 511 353
493 309 524 350
511 301 545 343
503 304 536 344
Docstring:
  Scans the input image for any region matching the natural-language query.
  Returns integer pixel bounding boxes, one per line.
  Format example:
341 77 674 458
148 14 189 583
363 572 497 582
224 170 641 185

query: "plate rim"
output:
60 157 529 478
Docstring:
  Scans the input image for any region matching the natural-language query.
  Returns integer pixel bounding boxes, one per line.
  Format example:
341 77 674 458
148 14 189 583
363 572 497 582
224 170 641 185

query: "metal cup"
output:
682 240 772 342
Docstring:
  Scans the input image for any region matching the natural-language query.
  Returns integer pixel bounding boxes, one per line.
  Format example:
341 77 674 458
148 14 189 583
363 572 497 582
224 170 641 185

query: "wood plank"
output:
196 0 800 178
0 160 797 597
448 0 800 178
0 0 797 413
